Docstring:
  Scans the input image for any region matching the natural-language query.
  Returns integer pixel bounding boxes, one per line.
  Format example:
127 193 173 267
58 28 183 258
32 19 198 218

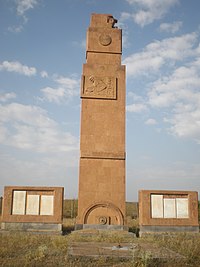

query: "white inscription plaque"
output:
151 194 163 218
40 195 54 215
176 198 189 218
164 198 176 218
26 195 40 215
12 191 26 215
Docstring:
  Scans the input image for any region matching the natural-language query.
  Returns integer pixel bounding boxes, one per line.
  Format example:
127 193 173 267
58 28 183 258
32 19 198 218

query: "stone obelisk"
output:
76 14 126 229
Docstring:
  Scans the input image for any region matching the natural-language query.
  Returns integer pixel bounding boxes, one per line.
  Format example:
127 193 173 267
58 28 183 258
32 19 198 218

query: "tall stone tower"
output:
76 14 126 229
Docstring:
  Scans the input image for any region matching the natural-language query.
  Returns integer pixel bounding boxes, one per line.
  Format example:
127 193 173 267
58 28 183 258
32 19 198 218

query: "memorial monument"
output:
76 14 126 230
1 186 63 234
139 190 199 236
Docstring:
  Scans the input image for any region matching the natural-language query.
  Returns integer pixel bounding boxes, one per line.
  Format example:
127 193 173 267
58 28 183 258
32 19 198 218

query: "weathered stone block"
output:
1 186 64 234
139 190 199 236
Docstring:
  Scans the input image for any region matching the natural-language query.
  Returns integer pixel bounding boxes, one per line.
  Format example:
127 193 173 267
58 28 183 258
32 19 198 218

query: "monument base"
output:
75 224 129 231
140 225 199 236
1 222 62 235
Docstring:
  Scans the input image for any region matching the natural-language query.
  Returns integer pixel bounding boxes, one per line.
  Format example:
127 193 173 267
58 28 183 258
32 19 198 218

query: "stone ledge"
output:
139 225 199 237
75 224 128 231
1 222 63 234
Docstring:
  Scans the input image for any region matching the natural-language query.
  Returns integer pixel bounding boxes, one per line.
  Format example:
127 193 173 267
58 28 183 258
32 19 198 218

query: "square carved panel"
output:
81 75 117 100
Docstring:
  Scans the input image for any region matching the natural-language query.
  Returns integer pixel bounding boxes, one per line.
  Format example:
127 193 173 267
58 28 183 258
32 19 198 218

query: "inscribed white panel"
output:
164 198 176 218
26 195 40 215
40 195 54 215
151 194 163 218
176 198 189 218
12 191 26 215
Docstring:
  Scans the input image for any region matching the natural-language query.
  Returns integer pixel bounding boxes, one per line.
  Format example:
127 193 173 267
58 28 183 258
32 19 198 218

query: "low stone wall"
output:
1 186 64 234
139 190 199 236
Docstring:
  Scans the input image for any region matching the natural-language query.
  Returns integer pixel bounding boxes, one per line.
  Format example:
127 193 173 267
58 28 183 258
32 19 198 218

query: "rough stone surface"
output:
76 14 126 228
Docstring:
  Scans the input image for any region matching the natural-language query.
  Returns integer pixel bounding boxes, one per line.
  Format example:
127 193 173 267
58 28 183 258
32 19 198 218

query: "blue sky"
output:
0 0 200 201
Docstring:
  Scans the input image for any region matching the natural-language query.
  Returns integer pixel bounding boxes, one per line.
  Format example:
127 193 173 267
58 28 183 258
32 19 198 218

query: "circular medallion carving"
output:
99 216 107 225
99 34 112 46
83 202 124 225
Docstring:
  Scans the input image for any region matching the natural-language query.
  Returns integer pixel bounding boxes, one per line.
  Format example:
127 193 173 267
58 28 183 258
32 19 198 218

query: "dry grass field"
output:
0 225 200 267
0 200 199 266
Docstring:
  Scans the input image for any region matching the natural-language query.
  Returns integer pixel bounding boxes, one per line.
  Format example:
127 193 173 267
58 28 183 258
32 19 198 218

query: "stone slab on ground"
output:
68 241 184 262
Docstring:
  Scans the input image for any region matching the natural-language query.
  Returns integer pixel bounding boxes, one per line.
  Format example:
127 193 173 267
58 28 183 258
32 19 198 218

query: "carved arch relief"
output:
83 202 124 225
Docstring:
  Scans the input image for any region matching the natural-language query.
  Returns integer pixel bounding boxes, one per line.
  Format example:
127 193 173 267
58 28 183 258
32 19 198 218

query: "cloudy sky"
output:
0 0 200 201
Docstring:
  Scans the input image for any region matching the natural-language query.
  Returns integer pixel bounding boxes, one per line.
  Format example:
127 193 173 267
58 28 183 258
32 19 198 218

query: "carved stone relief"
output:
99 34 112 46
107 15 117 28
82 75 117 99
83 202 124 225
99 216 108 225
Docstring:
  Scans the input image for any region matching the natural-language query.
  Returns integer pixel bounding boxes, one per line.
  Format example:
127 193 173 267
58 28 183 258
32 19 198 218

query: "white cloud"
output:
0 103 78 153
8 0 39 33
126 103 148 113
8 25 23 33
148 60 200 142
120 12 132 21
125 0 179 27
166 104 200 142
72 39 86 49
118 14 131 48
0 61 36 76
40 70 48 78
55 76 79 90
41 87 66 104
125 28 200 143
159 21 182 33
123 32 198 76
0 92 16 102
16 0 38 17
126 92 148 113
41 75 80 104
127 92 144 102
145 118 157 125
148 65 200 108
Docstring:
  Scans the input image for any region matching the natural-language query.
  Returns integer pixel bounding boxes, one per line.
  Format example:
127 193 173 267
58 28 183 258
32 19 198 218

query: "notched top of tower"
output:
90 13 118 28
